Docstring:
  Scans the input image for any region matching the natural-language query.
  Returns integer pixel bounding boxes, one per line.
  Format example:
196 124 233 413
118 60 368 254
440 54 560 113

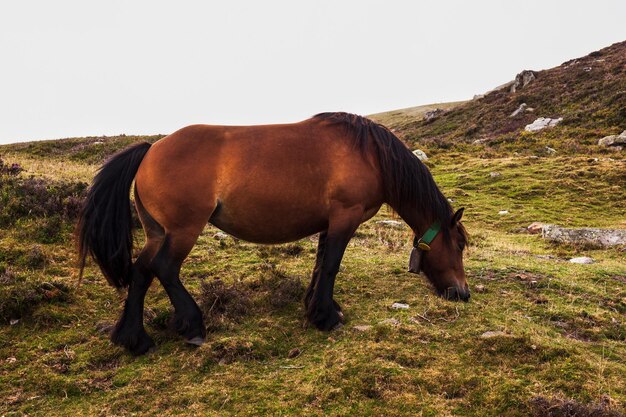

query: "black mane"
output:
313 112 458 237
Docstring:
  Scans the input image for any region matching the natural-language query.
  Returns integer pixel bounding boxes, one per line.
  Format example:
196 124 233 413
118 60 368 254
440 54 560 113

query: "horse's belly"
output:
209 208 327 244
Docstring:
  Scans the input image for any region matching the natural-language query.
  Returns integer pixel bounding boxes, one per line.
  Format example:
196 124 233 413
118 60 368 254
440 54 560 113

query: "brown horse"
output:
77 112 469 355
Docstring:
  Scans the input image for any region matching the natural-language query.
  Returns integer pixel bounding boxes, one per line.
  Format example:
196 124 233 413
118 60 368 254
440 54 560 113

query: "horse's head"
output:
408 208 469 301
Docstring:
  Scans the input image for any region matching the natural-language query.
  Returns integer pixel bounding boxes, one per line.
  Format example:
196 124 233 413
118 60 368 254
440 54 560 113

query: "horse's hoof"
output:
337 311 345 322
332 322 344 331
185 336 205 346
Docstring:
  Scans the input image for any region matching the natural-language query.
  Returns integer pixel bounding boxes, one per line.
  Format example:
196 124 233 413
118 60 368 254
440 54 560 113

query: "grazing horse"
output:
77 112 469 355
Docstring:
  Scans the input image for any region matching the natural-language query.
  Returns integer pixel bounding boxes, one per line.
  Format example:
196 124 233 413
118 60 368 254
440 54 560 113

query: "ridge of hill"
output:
371 41 626 156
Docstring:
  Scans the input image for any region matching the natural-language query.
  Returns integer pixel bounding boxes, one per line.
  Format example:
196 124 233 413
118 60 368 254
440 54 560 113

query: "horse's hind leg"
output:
110 238 161 355
110 190 165 355
149 226 207 345
307 205 362 331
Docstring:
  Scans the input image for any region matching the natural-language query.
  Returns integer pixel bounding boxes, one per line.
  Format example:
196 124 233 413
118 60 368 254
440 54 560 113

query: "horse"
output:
76 112 469 355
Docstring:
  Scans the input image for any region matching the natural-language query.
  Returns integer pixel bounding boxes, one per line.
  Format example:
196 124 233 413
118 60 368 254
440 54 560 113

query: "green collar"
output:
413 222 441 251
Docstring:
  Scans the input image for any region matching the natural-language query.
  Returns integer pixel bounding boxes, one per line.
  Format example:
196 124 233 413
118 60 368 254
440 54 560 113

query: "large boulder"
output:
542 224 626 248
510 70 537 93
598 130 626 147
525 117 563 132
424 109 444 122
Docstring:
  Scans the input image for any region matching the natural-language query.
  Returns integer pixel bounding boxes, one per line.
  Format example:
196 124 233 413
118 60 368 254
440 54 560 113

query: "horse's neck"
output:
395 205 437 236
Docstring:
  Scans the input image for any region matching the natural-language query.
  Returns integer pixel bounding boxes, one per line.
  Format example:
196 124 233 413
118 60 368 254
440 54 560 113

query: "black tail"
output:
76 142 152 288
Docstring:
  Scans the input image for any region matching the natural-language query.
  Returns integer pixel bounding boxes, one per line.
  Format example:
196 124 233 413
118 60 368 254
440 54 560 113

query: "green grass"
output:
1 137 625 415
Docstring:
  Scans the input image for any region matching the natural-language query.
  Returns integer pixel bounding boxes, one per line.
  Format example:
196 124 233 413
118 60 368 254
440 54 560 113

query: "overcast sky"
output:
0 1 624 144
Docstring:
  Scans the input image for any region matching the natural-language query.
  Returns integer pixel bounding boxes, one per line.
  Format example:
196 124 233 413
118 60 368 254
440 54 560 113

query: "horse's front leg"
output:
306 206 362 331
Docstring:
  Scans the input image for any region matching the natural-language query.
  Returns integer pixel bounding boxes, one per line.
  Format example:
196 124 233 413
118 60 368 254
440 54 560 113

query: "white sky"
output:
1 1 625 144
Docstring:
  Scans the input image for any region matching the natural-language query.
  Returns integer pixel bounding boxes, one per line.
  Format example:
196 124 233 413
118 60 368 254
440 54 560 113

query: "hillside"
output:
1 43 626 416
371 40 626 157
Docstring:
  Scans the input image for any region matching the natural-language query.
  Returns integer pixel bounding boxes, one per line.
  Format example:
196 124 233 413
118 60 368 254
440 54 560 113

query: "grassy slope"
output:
1 42 626 416
368 101 467 129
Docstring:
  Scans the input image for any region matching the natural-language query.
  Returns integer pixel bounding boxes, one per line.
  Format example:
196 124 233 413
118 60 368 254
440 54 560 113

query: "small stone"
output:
412 149 428 161
391 302 409 310
545 146 557 155
287 348 301 358
498 210 509 215
472 138 489 145
376 220 404 229
569 256 594 264
95 322 114 334
527 222 545 234
6 357 17 364
474 284 486 293
480 330 508 338
509 103 527 118
489 172 501 178
379 318 400 326
213 232 229 240
9 319 19 326
354 325 372 332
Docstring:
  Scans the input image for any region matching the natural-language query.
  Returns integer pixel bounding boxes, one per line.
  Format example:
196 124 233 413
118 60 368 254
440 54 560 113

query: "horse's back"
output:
135 120 383 242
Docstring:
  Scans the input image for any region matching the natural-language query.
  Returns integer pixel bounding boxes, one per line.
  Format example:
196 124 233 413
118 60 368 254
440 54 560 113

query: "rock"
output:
542 224 626 248
354 325 372 332
545 146 557 155
474 284 486 293
489 172 501 178
379 318 400 326
473 94 485 100
92 141 104 145
480 330 508 338
95 321 114 334
510 70 537 93
424 109 444 122
472 138 490 145
527 222 545 234
376 220 404 229
412 149 428 161
287 348 301 358
598 130 626 147
498 210 509 215
525 117 563 132
391 302 409 310
569 256 594 264
9 319 19 326
213 232 229 240
510 103 527 117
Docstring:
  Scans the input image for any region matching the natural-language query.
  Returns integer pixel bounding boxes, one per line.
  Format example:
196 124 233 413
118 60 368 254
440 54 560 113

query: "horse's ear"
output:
451 208 464 225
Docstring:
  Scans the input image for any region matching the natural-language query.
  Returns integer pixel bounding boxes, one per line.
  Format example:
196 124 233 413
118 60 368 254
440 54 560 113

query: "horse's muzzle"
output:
443 286 470 302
